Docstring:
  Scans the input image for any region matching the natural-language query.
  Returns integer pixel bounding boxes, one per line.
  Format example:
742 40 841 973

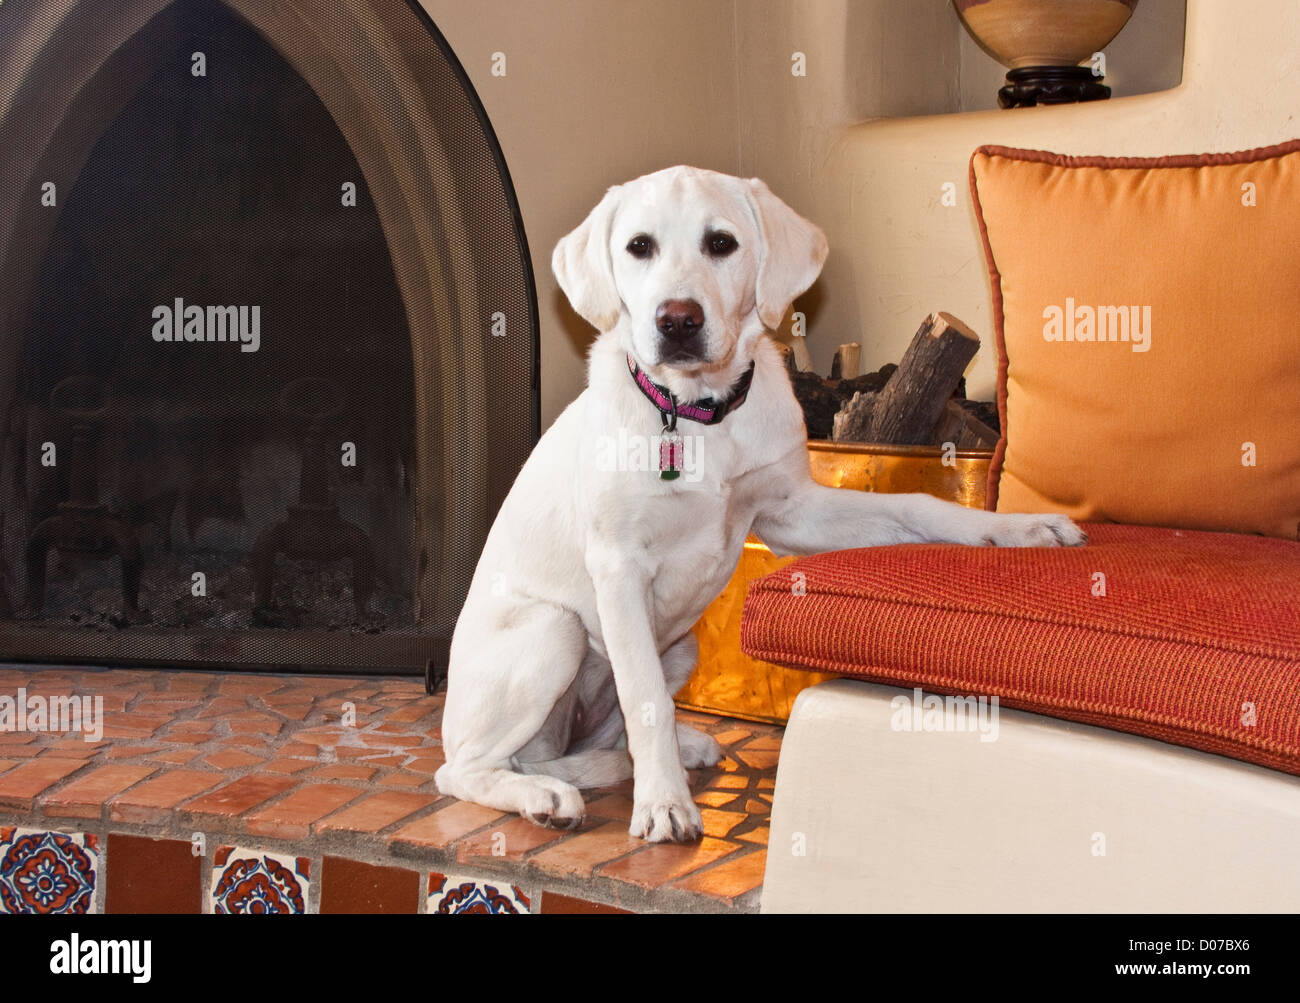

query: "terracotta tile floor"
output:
0 664 780 912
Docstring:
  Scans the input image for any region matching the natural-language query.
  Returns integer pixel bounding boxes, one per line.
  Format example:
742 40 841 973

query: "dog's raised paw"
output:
983 513 1087 548
630 793 703 843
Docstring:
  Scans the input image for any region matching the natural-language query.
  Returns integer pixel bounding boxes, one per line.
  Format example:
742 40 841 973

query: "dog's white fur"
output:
435 166 1084 842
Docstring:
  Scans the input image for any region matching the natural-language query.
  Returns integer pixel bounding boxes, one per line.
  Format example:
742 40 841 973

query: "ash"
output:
26 549 412 633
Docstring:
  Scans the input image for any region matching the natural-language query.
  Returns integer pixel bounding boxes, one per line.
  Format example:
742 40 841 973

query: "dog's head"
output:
552 166 827 377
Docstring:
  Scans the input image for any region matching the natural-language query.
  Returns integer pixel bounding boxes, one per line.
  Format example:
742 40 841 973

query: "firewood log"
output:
933 399 1000 450
863 312 979 445
831 390 879 442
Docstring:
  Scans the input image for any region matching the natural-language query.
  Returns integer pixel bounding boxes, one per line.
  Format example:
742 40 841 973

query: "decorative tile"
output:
319 856 419 914
0 667 776 912
209 846 310 914
0 827 100 914
105 834 201 913
540 891 632 915
427 872 531 914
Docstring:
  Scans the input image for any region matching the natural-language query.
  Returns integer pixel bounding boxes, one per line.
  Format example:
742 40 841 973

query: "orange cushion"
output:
740 524 1300 775
970 141 1300 541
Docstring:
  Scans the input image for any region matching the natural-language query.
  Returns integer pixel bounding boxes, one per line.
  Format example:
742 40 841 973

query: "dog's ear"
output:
745 179 828 331
552 185 623 332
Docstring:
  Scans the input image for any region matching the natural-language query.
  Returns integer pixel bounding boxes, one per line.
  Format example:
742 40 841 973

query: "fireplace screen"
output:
0 0 539 678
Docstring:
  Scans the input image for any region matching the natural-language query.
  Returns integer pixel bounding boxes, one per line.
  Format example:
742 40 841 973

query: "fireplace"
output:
0 0 539 680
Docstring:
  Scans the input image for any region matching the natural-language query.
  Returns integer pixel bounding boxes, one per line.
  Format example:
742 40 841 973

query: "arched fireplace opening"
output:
0 0 539 678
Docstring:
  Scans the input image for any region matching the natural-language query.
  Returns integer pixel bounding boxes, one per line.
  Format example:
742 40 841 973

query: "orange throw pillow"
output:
970 141 1300 540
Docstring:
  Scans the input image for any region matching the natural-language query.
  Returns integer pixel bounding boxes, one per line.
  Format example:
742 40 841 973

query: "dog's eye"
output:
626 235 656 259
704 231 738 257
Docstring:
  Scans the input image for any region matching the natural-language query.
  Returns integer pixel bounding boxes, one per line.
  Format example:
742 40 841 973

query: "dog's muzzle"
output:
655 298 706 364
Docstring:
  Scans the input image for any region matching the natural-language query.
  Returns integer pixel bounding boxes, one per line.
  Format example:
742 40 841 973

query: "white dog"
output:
435 166 1084 843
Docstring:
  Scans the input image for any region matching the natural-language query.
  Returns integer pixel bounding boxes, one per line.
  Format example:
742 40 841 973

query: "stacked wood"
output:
837 343 861 379
829 312 995 447
841 312 979 444
831 390 878 442
787 311 1000 449
791 364 899 440
933 399 1000 450
790 371 844 439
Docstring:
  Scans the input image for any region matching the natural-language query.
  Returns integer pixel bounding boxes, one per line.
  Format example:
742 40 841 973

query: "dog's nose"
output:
655 299 705 342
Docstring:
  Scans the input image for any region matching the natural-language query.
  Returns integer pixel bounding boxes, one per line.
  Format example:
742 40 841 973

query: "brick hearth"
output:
0 664 778 914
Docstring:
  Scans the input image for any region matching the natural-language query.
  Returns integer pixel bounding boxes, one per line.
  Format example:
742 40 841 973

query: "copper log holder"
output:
676 441 994 725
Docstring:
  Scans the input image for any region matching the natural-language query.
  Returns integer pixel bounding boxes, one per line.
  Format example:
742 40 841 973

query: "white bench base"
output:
762 679 1300 912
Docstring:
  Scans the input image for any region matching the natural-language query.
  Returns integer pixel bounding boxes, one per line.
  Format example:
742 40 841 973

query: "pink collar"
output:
626 354 755 430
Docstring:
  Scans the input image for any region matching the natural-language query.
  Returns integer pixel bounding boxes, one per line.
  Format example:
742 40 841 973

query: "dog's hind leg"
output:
512 647 633 789
517 748 633 789
436 600 590 829
517 633 722 786
436 763 587 829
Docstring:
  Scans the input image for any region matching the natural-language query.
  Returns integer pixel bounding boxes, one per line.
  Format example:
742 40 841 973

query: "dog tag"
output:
659 431 683 480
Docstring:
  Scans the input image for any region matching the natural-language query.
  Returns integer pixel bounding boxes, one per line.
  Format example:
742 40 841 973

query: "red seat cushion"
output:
741 523 1300 775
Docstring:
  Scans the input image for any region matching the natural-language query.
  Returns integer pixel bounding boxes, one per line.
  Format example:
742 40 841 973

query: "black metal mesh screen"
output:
0 0 538 675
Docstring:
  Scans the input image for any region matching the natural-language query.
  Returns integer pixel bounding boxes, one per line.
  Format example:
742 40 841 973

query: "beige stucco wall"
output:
421 0 1292 421
420 0 741 426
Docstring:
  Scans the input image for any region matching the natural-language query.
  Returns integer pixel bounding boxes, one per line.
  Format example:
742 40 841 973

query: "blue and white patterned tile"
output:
209 845 310 914
0 826 100 914
426 872 531 914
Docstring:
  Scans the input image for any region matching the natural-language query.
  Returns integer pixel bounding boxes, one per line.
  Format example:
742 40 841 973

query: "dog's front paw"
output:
630 791 703 843
981 513 1087 548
